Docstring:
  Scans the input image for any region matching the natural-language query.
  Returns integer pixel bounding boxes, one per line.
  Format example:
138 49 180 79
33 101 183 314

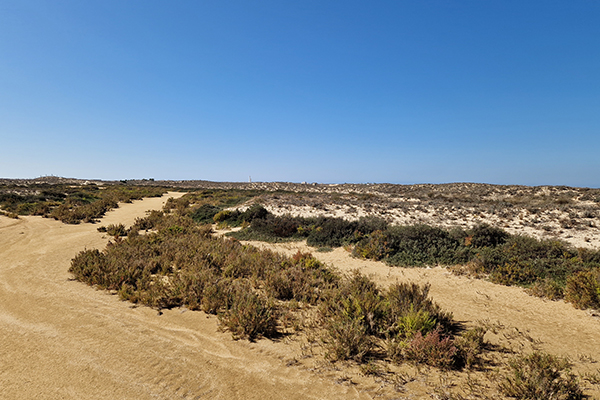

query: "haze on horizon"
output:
1 1 599 187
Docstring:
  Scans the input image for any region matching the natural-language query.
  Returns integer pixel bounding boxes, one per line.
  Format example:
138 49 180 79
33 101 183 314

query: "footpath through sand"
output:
0 193 368 400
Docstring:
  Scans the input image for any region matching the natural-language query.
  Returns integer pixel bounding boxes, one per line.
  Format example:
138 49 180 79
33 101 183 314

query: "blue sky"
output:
1 1 599 186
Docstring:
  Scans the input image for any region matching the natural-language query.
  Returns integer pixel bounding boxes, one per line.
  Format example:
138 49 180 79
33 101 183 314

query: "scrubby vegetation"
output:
0 182 166 223
222 205 600 311
66 189 594 398
498 352 583 400
70 206 483 367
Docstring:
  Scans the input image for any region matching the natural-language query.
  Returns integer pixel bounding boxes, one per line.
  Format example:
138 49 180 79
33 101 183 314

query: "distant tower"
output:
249 176 252 183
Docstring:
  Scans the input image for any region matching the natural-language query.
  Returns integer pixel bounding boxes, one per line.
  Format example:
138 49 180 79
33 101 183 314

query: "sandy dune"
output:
0 194 367 400
3 192 600 399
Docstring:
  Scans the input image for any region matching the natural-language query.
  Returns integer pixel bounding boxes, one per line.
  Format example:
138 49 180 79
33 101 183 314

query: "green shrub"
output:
306 217 357 247
468 224 510 248
356 216 388 235
498 352 583 400
240 203 268 222
189 204 221 224
213 210 233 223
526 278 564 300
231 214 305 242
383 225 469 266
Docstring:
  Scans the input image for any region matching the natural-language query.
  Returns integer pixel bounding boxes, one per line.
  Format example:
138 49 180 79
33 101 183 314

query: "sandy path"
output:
0 194 367 400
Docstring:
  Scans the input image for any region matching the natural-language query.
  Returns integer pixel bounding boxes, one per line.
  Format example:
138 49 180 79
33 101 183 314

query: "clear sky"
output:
1 1 599 186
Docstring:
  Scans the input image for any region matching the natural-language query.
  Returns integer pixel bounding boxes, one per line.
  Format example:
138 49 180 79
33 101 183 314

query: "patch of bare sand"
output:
243 240 600 398
0 193 368 400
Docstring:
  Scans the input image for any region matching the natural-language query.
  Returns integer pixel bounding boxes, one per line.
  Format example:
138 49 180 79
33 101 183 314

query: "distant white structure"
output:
249 176 252 183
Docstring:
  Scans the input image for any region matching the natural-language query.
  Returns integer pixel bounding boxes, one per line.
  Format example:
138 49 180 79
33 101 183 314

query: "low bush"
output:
264 251 337 304
564 269 600 310
353 225 472 267
468 223 510 248
352 230 389 260
385 282 454 333
322 312 373 362
105 223 128 237
403 329 457 369
498 352 583 400
306 217 358 248
218 280 278 340
232 215 305 242
454 326 487 369
526 278 565 300
213 203 270 228
189 204 221 224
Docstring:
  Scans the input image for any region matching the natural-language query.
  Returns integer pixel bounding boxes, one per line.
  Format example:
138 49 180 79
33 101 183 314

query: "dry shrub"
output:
218 281 277 341
454 326 487 369
322 314 373 362
264 251 336 304
105 223 128 237
319 271 383 362
526 278 564 300
403 329 457 369
201 278 236 314
564 269 600 310
498 352 583 400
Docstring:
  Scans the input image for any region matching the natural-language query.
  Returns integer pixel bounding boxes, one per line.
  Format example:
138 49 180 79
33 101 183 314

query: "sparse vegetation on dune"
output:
69 205 491 370
66 190 598 398
222 203 600 311
5 180 598 397
0 181 167 223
